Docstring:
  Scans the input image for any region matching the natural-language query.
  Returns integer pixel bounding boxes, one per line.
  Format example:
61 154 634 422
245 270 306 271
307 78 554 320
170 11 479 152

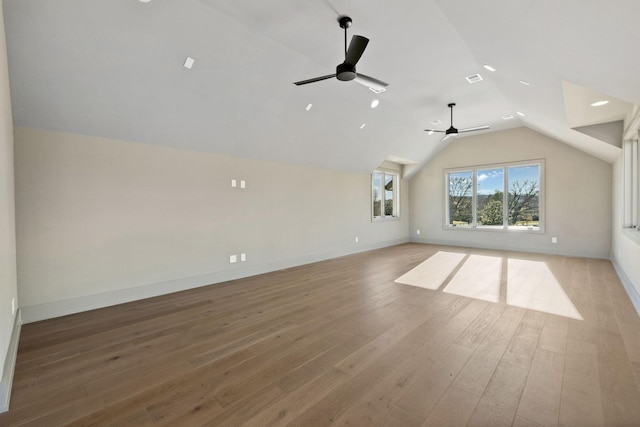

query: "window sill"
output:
622 227 640 245
444 225 544 233
373 216 401 223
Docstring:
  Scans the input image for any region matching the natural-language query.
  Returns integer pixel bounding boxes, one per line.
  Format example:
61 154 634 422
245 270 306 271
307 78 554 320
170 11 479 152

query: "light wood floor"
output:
2 243 640 426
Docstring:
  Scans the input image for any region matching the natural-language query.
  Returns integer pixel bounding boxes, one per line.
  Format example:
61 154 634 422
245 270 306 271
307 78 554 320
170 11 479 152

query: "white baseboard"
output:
21 238 409 324
410 236 609 260
612 258 640 315
0 310 21 413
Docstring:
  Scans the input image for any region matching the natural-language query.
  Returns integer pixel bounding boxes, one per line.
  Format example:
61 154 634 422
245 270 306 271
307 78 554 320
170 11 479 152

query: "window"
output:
372 170 399 220
477 167 504 228
445 160 543 231
623 138 639 234
447 171 473 227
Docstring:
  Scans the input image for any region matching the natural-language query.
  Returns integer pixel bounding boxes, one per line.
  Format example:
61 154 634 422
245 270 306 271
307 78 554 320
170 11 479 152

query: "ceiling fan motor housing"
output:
336 63 356 81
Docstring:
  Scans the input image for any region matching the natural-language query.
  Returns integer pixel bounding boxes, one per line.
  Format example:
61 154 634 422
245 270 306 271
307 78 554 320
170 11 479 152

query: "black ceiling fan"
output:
293 16 389 93
425 103 490 141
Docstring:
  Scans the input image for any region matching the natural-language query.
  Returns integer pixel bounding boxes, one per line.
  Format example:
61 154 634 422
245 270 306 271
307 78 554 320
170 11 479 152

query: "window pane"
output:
507 165 540 229
448 171 473 226
633 140 639 229
477 168 504 227
384 174 394 216
372 172 382 217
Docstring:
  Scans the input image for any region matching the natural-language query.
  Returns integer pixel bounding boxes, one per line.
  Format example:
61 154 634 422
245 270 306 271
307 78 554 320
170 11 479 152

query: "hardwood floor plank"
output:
466 360 528 427
559 337 604 427
202 383 286 427
396 343 474 419
334 294 465 375
1 243 638 427
452 306 526 397
512 415 544 427
538 315 568 355
454 302 506 350
597 331 640 426
516 348 565 426
502 310 546 370
214 338 335 407
420 386 479 427
373 405 423 427
242 367 348 427
272 331 370 393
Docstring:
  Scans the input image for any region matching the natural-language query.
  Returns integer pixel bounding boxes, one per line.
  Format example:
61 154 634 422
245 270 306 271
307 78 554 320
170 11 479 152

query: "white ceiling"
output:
4 0 639 175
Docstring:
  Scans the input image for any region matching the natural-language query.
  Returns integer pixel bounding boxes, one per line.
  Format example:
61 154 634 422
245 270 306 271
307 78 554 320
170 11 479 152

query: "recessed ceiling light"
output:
591 100 609 107
183 57 195 69
516 111 525 117
305 103 313 111
502 115 514 120
360 123 366 129
519 80 531 86
431 120 442 125
483 65 496 72
139 0 151 3
466 74 483 84
371 99 380 108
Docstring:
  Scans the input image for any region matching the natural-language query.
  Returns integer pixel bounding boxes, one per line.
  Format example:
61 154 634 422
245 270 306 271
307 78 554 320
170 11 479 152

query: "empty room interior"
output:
2 1 640 426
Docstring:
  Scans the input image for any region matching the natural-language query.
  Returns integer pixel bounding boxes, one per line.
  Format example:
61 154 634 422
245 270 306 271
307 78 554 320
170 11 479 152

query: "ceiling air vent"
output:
465 73 483 84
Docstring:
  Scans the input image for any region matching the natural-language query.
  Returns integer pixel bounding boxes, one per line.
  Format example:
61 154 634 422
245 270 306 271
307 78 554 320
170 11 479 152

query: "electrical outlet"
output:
240 253 246 262
231 179 237 188
230 254 237 263
552 237 558 244
416 229 421 235
355 236 359 243
240 180 246 189
11 297 16 316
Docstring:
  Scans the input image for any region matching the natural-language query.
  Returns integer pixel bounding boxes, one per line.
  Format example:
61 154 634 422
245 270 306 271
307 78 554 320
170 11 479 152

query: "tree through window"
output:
372 170 399 220
445 161 543 231
448 172 473 226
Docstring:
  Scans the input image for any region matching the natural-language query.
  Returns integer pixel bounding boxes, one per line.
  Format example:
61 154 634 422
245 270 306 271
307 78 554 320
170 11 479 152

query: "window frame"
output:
443 159 545 233
623 138 639 239
372 169 400 221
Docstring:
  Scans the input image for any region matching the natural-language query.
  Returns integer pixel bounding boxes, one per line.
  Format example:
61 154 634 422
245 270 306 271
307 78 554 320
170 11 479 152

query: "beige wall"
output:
0 0 17 399
14 127 409 321
409 127 612 258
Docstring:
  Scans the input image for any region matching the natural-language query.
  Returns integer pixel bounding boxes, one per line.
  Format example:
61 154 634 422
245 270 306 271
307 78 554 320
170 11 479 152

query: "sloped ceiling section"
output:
3 0 639 174
573 121 624 148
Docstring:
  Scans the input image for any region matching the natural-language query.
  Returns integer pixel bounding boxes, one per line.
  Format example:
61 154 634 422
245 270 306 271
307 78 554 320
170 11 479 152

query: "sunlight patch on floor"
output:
395 251 583 320
394 251 466 290
507 259 583 320
443 255 502 303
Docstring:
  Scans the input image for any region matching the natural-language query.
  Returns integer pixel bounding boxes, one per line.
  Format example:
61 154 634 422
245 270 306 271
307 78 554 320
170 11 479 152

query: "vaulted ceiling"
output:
4 0 639 175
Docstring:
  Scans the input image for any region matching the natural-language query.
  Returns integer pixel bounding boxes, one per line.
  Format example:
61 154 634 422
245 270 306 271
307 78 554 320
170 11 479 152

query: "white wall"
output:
409 127 612 258
611 156 640 309
0 0 18 409
14 127 409 322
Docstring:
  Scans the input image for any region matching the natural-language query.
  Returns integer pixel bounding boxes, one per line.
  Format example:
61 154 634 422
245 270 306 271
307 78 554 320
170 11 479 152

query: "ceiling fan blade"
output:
353 73 389 92
293 74 336 86
424 129 445 133
344 35 369 66
458 125 490 133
